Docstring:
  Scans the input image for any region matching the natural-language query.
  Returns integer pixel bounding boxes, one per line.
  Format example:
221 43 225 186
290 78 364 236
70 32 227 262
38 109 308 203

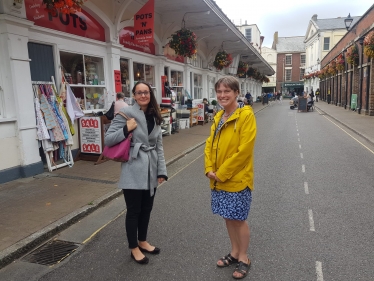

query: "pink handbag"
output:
102 112 132 162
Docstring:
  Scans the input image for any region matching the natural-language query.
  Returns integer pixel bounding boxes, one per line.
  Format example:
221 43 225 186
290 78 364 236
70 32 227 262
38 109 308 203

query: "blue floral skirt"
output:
211 188 252 221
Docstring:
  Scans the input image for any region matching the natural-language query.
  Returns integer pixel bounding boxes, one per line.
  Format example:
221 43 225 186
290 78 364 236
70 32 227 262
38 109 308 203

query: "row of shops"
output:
0 0 273 183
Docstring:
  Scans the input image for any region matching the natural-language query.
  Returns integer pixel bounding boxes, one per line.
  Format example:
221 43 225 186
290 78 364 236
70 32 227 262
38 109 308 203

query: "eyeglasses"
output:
134 91 150 96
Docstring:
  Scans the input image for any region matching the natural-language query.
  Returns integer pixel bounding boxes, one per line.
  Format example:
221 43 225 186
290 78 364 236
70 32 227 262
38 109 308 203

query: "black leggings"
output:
122 189 156 249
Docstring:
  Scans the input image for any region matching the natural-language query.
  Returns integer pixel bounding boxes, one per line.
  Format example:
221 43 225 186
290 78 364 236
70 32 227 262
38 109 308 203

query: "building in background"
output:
272 33 305 95
261 47 277 93
235 22 263 54
303 14 361 93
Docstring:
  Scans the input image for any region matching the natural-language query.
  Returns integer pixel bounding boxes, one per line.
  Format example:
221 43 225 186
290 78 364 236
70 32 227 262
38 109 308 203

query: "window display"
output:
170 70 184 102
120 58 130 97
193 73 202 99
133 62 154 86
60 52 106 111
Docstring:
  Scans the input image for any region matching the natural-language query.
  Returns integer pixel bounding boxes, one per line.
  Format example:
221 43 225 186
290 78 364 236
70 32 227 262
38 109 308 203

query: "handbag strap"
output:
117 111 131 120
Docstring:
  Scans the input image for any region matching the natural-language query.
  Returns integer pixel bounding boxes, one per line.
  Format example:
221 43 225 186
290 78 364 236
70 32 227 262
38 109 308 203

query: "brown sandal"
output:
217 253 239 268
232 260 251 279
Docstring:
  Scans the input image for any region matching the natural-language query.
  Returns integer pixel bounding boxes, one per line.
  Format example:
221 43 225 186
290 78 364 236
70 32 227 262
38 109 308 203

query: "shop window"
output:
285 69 292 81
323 37 330 51
120 58 130 97
133 62 155 87
209 77 216 99
285 55 292 65
170 70 184 102
193 73 202 99
60 51 106 111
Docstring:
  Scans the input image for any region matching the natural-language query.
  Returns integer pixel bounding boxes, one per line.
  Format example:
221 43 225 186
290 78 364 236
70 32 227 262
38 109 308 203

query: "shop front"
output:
282 82 305 95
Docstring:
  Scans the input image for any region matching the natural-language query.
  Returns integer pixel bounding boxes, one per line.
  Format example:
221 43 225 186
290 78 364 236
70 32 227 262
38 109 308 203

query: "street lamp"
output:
344 13 353 31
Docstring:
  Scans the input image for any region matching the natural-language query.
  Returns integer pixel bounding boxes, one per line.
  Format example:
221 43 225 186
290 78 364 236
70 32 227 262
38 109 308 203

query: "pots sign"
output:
134 0 154 44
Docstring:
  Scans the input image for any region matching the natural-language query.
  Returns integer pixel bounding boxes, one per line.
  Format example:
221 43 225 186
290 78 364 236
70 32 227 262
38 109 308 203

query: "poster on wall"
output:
197 103 204 122
133 0 154 44
114 70 122 93
24 0 105 42
79 117 102 154
119 27 155 55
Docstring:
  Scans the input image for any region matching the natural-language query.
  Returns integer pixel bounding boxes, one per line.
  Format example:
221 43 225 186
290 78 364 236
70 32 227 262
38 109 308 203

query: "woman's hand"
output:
126 118 137 132
206 171 216 180
158 178 165 184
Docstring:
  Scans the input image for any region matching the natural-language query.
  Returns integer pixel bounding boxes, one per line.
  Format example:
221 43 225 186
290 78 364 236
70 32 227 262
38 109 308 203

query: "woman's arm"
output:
104 114 128 147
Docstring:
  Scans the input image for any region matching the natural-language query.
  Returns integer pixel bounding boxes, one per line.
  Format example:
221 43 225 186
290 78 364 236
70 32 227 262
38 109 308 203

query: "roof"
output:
276 37 305 52
313 16 361 30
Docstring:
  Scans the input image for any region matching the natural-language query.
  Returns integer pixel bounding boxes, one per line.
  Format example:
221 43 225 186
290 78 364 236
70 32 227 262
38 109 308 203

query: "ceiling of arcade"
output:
87 0 274 75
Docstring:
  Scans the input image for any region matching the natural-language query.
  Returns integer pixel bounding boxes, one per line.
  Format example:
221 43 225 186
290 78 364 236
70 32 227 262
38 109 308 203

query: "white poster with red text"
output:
79 117 102 154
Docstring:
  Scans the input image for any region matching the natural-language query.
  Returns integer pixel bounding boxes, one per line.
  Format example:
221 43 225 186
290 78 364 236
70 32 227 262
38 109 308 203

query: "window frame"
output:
300 54 306 65
299 68 305 81
285 55 292 65
285 69 292 81
193 73 203 99
245 28 252 42
323 37 330 51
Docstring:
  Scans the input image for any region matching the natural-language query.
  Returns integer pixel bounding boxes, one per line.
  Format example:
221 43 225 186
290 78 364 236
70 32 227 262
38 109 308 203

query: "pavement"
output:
0 99 373 269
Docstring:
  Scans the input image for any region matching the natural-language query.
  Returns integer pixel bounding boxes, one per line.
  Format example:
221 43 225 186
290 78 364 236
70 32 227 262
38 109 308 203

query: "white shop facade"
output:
0 0 273 183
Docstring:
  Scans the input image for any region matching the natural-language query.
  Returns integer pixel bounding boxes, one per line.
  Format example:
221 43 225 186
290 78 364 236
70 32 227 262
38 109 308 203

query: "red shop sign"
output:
114 70 122 93
134 0 154 44
119 27 155 55
25 0 105 42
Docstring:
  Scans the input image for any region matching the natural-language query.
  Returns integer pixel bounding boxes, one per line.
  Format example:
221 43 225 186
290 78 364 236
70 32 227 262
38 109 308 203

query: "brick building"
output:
272 33 305 95
320 4 374 115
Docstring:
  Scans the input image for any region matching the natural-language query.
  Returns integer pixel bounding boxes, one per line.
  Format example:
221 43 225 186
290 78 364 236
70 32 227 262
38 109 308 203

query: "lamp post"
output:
344 13 353 31
358 36 364 114
343 49 348 109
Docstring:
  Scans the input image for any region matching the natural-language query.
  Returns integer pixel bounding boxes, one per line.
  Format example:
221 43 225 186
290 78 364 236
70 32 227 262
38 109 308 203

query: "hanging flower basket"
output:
246 67 258 78
336 54 345 71
328 60 337 75
346 44 359 66
213 51 233 70
237 61 249 77
168 29 197 58
364 30 374 59
42 0 87 14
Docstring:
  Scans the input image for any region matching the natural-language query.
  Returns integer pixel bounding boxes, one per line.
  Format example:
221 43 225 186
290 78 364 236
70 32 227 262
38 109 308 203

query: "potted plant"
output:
168 29 197 58
237 61 249 78
346 44 359 66
336 54 345 71
364 30 374 59
213 51 233 71
42 0 87 14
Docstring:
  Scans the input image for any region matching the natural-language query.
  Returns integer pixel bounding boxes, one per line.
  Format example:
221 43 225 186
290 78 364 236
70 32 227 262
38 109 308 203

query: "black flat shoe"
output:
138 246 160 255
131 252 149 264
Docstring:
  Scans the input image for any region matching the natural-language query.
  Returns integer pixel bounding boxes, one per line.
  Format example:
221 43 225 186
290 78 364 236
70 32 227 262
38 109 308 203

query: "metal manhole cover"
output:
22 240 79 266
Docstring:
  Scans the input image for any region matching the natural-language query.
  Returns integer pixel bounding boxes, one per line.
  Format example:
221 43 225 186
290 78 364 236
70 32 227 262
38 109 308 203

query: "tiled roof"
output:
276 37 305 52
313 16 361 30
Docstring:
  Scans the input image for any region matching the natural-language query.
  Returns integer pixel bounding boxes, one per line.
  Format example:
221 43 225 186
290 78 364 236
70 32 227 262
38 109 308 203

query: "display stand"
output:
75 115 111 164
160 109 171 136
32 78 75 172
197 103 205 125
188 108 198 127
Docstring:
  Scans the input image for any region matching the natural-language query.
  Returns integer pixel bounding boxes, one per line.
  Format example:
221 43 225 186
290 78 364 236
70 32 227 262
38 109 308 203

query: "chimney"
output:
312 14 317 21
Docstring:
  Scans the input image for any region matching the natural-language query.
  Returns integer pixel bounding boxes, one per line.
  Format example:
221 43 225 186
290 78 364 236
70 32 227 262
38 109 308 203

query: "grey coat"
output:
104 102 167 195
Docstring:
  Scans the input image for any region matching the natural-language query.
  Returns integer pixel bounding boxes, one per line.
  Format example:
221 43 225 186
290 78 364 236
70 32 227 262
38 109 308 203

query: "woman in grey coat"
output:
104 81 167 264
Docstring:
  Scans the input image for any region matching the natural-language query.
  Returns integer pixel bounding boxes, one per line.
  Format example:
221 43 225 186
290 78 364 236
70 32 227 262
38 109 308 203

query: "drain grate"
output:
22 240 79 266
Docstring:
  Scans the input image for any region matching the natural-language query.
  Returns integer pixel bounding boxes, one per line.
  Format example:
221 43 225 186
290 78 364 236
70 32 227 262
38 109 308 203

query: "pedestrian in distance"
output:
205 76 256 279
104 81 167 265
315 88 320 102
114 92 128 115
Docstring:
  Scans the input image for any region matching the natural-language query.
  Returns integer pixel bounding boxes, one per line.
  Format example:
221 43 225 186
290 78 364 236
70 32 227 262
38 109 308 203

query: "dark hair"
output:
215 76 240 94
132 81 163 125
116 92 125 99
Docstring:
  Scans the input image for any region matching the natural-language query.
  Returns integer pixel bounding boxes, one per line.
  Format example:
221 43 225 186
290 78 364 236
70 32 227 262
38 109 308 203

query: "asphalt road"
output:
2 101 374 281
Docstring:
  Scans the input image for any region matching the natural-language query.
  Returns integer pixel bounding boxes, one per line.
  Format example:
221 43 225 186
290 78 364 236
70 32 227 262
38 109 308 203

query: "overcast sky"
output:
214 0 373 47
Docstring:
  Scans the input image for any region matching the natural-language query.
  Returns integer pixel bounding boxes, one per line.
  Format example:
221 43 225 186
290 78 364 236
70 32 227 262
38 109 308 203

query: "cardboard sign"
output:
25 0 105 42
134 0 154 44
79 117 102 154
114 70 122 93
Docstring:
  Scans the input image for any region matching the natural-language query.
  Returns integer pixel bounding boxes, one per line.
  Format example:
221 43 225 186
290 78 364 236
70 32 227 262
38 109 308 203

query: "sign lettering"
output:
79 117 102 154
133 0 154 44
